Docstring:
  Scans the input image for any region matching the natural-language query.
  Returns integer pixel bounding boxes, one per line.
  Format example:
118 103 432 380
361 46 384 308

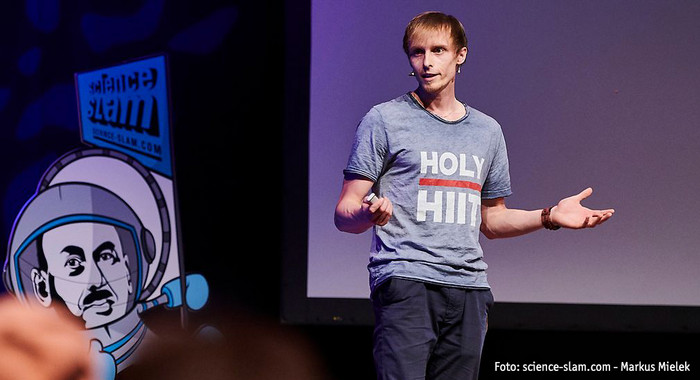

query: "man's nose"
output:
85 261 107 287
422 52 434 69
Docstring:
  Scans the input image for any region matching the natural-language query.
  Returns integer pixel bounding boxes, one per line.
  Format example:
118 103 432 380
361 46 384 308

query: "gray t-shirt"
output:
344 93 512 292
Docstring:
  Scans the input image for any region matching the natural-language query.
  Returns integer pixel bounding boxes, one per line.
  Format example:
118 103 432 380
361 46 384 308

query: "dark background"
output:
0 1 697 379
0 1 284 315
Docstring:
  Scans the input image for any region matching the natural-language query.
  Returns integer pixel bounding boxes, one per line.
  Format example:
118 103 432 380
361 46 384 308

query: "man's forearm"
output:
334 200 374 234
480 207 544 239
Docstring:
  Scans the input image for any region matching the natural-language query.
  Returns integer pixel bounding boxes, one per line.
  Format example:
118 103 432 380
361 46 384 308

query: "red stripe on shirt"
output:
419 178 482 192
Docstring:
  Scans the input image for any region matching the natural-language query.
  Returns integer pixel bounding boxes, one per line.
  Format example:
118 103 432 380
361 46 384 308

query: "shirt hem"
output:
371 274 491 295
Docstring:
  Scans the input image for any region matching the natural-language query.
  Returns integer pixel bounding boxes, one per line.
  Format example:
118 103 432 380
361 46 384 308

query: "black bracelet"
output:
541 207 561 230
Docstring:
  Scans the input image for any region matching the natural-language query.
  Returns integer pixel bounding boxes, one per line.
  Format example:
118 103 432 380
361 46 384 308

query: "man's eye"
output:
65 257 82 269
64 256 85 276
98 250 118 263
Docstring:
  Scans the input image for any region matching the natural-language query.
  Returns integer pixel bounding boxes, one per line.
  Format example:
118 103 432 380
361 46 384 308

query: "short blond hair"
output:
403 11 467 55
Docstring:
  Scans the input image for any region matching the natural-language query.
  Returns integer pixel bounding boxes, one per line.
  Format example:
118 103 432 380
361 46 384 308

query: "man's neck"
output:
413 87 464 121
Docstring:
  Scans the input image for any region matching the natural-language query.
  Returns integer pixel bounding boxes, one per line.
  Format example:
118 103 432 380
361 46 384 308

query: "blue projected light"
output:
15 84 76 140
80 0 164 53
1 154 57 237
18 47 42 76
168 6 238 54
26 0 60 32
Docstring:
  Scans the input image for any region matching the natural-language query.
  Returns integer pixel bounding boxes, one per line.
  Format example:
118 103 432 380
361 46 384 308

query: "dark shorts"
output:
371 278 494 380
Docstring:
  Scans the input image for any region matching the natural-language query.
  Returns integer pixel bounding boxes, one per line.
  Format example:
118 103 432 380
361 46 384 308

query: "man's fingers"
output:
582 211 614 228
591 211 614 226
581 214 602 228
369 198 392 225
377 214 391 226
375 210 392 226
368 198 385 214
575 187 593 201
590 215 603 228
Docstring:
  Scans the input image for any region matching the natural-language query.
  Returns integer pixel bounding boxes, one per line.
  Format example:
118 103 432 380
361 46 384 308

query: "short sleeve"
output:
343 107 388 182
481 128 512 199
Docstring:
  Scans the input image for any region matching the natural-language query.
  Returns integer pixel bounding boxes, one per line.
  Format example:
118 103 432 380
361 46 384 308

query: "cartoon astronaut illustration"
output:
4 148 208 379
3 54 209 378
35 220 136 328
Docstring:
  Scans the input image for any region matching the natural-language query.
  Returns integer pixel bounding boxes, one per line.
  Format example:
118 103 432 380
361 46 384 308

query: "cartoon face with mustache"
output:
30 222 133 329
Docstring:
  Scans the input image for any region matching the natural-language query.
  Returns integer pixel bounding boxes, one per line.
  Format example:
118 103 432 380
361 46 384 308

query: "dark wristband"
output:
541 207 561 230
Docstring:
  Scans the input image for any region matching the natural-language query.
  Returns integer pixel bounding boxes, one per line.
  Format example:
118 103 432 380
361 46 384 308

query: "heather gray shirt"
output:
344 93 512 292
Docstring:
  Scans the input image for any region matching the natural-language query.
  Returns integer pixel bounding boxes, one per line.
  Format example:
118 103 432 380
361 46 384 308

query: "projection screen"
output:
284 0 700 330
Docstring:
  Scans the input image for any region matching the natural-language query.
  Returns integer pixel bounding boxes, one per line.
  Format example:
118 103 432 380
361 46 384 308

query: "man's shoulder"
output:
465 105 503 131
466 105 498 124
358 94 415 126
370 93 413 113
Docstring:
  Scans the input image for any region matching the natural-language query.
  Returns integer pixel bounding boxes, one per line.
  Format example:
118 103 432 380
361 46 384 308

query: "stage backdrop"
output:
305 0 700 312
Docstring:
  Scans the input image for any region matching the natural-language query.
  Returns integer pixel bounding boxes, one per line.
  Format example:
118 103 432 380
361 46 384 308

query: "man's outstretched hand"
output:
550 188 615 229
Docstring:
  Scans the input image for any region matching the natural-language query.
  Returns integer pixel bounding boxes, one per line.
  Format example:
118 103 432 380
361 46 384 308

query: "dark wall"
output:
0 0 284 316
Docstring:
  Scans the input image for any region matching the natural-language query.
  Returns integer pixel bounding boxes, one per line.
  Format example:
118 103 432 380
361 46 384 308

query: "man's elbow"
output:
334 213 365 234
480 224 501 240
334 215 351 233
335 224 367 234
481 230 500 240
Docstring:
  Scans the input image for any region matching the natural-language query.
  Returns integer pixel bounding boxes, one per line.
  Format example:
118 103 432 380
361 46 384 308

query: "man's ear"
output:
31 268 52 307
457 46 468 65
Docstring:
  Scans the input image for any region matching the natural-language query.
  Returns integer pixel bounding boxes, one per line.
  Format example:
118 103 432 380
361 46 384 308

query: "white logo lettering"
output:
468 193 480 227
439 152 458 176
472 155 484 179
420 151 439 174
417 190 443 222
459 154 475 177
420 151 484 178
417 190 480 226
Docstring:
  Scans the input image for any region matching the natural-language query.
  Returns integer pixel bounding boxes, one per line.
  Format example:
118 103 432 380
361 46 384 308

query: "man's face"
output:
407 27 467 95
40 222 133 328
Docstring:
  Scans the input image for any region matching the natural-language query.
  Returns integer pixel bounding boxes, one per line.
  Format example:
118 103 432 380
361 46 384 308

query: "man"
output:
334 11 614 380
31 222 135 329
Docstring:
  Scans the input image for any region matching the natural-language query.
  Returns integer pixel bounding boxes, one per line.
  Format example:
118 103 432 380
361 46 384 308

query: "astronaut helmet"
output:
3 182 156 328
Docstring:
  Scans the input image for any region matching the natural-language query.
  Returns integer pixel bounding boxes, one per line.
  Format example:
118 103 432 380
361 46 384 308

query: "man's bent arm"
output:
481 188 614 239
480 198 543 239
334 177 393 234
